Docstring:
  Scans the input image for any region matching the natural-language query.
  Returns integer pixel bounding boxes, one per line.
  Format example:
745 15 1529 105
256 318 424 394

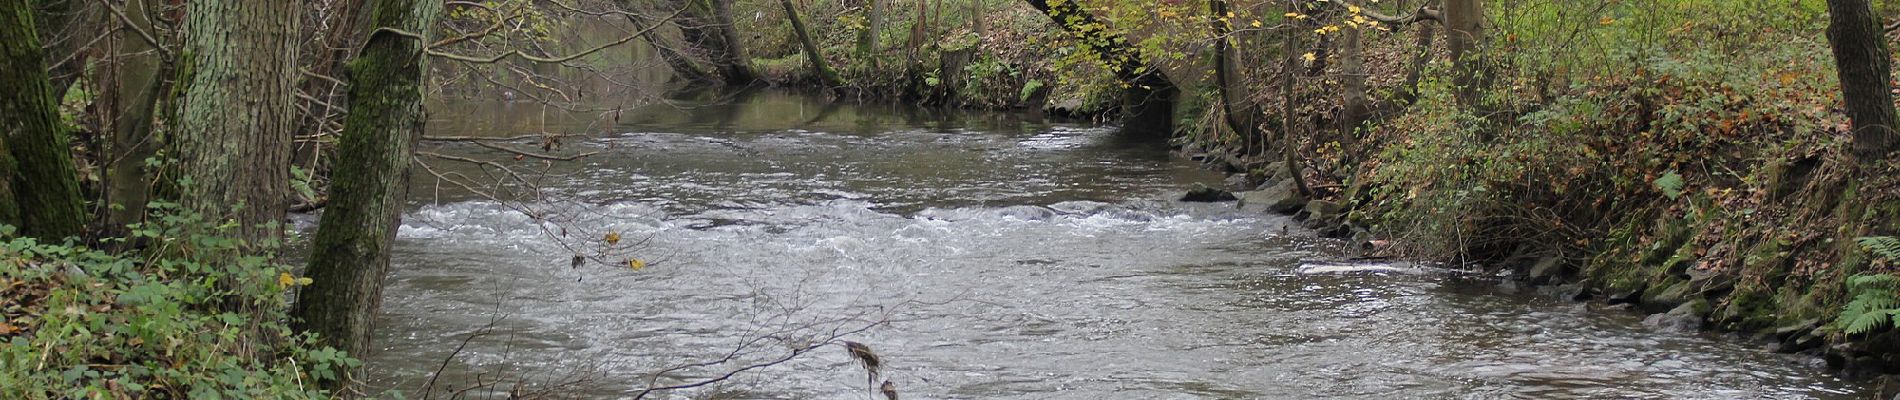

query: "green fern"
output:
1836 237 1900 335
1860 236 1900 260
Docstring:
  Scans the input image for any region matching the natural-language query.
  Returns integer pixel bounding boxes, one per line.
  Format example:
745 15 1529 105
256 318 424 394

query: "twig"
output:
425 6 687 65
470 141 600 161
99 0 171 58
421 133 586 142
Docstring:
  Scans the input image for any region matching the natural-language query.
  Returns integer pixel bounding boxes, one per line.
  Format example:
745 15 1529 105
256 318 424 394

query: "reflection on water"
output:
365 90 1868 399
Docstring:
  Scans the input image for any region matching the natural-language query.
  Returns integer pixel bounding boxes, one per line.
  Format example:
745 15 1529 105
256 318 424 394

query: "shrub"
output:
0 203 352 399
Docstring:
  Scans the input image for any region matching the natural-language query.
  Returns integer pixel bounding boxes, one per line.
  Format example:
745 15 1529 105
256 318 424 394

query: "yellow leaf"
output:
1599 17 1615 25
1348 5 1361 13
628 259 646 271
604 231 621 245
296 277 314 286
1251 20 1263 28
1302 52 1317 62
277 272 296 289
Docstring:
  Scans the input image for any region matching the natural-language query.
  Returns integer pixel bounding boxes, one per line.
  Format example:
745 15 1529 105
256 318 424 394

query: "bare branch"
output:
470 140 600 161
98 0 171 58
421 133 587 142
425 5 687 65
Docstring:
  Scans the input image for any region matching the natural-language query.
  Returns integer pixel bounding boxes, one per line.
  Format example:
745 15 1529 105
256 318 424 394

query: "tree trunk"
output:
1210 0 1263 156
622 7 718 85
1338 24 1367 152
1394 20 1436 107
1281 0 1312 197
782 0 845 87
1024 0 1178 140
171 0 299 247
1826 0 1900 163
1 0 87 239
858 0 884 67
1443 0 1484 106
101 0 168 234
291 0 440 366
679 0 757 85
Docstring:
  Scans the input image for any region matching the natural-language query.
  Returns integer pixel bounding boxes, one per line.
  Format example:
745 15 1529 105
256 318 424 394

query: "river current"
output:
348 90 1868 399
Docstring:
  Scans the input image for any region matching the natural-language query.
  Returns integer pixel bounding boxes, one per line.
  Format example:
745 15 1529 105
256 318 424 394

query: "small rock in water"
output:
1641 300 1709 333
1236 179 1306 214
1180 184 1238 202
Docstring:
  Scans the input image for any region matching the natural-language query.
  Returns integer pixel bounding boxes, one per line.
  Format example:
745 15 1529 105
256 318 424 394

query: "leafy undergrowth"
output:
0 204 350 399
1331 0 1900 355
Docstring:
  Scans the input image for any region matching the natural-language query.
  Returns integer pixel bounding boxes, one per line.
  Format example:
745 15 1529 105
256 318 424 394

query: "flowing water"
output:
354 90 1871 399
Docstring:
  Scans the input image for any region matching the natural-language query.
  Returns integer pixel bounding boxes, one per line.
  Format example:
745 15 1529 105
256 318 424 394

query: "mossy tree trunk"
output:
1825 0 1900 164
1 0 87 239
1024 0 1178 140
171 0 299 247
291 0 441 366
781 0 845 88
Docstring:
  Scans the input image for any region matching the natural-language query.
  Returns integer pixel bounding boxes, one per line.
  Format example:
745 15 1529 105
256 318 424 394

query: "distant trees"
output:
1824 0 1900 164
0 0 86 240
1024 0 1178 139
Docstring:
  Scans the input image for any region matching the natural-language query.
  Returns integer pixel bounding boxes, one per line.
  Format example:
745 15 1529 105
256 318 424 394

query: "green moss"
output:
1716 287 1781 331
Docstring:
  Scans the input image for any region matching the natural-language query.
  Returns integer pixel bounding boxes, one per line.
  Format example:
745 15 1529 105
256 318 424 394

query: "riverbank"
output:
1165 8 1900 380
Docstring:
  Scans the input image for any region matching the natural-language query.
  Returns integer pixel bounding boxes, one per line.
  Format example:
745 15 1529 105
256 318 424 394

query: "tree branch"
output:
425 6 687 65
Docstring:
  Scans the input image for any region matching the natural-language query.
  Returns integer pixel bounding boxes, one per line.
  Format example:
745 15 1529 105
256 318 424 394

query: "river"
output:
350 90 1869 399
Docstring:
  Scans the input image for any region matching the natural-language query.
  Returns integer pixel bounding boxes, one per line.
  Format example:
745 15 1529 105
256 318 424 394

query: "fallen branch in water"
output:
468 140 599 161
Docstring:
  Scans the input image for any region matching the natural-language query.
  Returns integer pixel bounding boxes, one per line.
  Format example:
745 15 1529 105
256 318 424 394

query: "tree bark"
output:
1024 0 1177 140
1338 24 1367 151
101 0 168 233
1394 20 1436 107
171 0 299 247
859 0 884 67
1826 0 1900 163
1210 0 1263 156
678 0 757 85
1443 0 1484 106
781 0 845 88
1 0 87 239
1281 0 1312 197
291 0 440 366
